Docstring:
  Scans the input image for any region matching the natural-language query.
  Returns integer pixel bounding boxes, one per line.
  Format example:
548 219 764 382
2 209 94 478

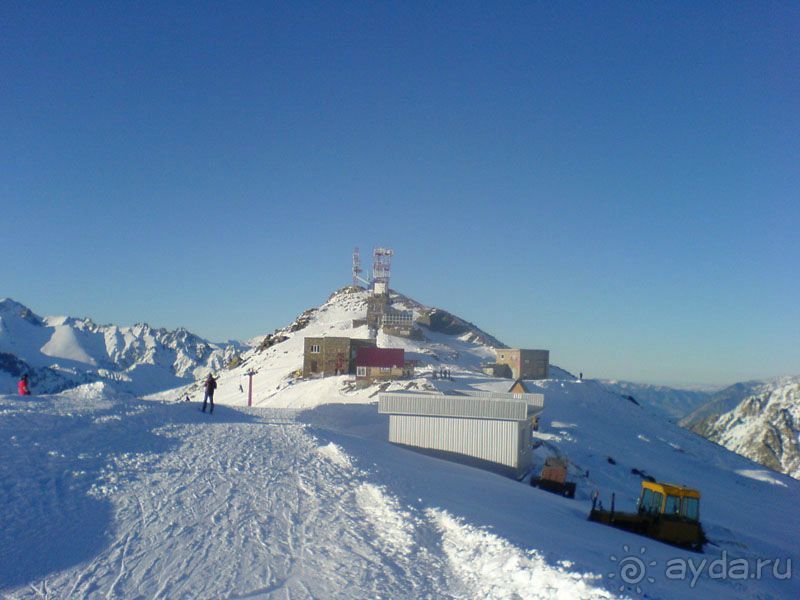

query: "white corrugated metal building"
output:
378 390 545 478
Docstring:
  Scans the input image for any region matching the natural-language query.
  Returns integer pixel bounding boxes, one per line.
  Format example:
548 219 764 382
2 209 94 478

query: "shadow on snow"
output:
0 394 258 591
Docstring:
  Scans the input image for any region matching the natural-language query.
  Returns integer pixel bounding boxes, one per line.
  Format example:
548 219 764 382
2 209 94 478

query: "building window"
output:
310 344 320 353
356 366 367 377
380 367 391 372
381 311 414 327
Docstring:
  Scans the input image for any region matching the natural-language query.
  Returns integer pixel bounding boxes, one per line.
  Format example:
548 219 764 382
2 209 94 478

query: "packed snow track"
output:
0 391 613 599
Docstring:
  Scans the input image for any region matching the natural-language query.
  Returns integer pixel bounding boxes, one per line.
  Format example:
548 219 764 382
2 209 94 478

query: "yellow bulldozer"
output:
588 481 706 551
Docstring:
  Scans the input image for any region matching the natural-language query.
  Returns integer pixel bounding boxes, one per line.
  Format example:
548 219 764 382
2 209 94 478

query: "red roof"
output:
355 347 404 368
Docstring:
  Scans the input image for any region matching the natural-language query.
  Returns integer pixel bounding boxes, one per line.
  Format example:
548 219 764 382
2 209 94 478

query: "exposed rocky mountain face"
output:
599 380 713 420
386 289 507 348
681 377 800 479
0 298 244 395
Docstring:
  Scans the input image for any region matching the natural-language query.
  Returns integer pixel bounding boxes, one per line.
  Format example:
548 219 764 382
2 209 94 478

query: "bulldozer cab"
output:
638 482 700 522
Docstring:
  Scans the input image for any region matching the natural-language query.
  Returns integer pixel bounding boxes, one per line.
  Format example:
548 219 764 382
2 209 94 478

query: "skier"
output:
18 374 31 396
202 374 217 414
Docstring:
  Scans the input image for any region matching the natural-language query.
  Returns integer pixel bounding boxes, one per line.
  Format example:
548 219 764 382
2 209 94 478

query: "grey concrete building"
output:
378 390 545 478
366 294 389 330
494 349 550 380
481 363 513 378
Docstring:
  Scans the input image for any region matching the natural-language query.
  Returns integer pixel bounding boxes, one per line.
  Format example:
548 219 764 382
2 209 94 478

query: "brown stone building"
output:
303 337 376 377
494 348 550 380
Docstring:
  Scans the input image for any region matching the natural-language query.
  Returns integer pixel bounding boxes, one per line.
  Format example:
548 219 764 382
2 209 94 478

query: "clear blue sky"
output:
1 2 797 386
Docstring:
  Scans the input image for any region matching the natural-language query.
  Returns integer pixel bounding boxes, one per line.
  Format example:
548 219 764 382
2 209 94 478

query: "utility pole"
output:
247 369 256 407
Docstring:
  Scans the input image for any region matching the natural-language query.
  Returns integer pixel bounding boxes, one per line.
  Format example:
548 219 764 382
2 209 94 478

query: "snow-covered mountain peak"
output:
0 297 44 326
682 375 800 480
0 300 243 395
162 284 537 410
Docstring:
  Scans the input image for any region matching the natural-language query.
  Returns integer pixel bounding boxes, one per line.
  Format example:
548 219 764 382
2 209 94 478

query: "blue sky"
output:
1 2 797 386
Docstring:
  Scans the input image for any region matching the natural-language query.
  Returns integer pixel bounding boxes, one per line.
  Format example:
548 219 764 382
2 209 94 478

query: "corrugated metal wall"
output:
380 393 530 420
389 415 530 471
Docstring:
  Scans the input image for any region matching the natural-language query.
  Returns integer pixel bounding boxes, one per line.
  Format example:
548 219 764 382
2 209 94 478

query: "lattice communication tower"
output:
372 247 394 289
352 247 365 286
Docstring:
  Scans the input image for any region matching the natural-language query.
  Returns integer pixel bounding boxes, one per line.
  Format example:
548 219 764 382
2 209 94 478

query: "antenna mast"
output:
352 247 362 286
371 247 394 294
352 247 371 287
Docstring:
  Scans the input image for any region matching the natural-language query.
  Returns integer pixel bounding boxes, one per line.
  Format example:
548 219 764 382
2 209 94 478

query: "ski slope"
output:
1 388 615 599
2 287 798 598
3 379 798 599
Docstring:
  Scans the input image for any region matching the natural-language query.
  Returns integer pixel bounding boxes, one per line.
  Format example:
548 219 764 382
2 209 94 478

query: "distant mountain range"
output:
681 377 800 480
0 298 244 395
598 380 713 420
599 378 800 481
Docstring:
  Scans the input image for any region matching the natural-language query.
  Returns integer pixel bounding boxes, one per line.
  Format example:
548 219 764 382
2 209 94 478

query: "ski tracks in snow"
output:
4 401 615 599
5 406 451 599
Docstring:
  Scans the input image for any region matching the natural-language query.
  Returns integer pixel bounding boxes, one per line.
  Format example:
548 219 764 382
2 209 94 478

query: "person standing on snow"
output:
18 374 31 396
202 374 217 414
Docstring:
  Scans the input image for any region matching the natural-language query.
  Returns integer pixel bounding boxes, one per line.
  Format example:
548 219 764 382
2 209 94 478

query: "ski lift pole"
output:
247 369 255 407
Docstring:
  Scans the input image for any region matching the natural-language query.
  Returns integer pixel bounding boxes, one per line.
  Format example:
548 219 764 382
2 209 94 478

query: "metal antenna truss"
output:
372 247 394 288
352 247 370 287
352 247 362 286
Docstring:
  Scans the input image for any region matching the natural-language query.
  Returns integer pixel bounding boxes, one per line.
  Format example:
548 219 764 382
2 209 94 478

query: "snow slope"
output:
0 298 243 396
0 389 617 599
3 379 798 598
2 288 798 598
151 286 521 408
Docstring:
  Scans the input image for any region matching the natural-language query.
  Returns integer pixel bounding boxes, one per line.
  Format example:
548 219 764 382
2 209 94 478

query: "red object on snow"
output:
355 347 405 369
18 378 31 396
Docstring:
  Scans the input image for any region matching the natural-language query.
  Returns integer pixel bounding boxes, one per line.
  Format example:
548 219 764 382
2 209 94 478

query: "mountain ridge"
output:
681 376 800 479
0 297 244 395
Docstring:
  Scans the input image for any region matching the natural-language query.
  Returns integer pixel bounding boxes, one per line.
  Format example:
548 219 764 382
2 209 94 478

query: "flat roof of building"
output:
378 390 544 421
